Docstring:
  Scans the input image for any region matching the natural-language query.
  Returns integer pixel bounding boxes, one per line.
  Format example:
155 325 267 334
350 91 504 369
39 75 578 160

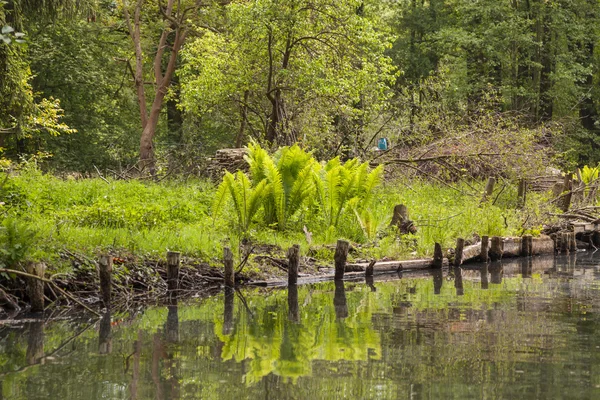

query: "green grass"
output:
0 165 559 273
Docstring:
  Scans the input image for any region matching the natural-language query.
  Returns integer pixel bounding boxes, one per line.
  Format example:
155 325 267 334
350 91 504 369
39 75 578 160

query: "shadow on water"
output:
2 253 600 399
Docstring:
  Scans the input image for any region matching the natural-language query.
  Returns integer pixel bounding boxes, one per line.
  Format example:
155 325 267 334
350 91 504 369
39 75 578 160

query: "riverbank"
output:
0 162 588 316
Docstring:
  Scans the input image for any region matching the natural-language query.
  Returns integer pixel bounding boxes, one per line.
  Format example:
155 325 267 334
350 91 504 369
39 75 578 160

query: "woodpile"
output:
206 148 249 180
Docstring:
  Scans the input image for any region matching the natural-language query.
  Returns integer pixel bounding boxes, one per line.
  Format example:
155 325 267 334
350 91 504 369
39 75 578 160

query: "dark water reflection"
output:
2 254 600 399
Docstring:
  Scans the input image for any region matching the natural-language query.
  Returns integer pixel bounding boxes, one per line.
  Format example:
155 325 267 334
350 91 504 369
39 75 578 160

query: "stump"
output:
569 232 577 252
166 251 180 293
223 247 235 287
365 259 376 277
454 238 465 268
98 255 113 309
26 262 46 313
390 204 416 234
521 235 533 257
560 232 569 254
334 240 350 281
490 236 503 261
561 173 573 212
481 177 496 203
287 244 300 285
480 236 489 262
433 243 444 269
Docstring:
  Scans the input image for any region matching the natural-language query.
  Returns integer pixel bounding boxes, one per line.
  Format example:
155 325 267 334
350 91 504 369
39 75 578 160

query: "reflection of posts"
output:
26 320 44 365
431 268 443 294
288 284 299 323
520 258 532 278
453 267 464 296
489 261 503 284
480 264 489 289
365 276 376 292
166 300 179 344
223 287 234 335
334 281 348 319
99 311 112 354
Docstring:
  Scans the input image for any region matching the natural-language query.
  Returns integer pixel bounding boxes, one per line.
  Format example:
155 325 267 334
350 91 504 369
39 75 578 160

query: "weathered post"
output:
521 235 533 257
365 259 376 277
480 236 489 262
433 243 444 269
517 179 527 208
166 251 180 293
26 262 45 313
569 232 577 252
560 232 569 254
334 239 350 281
490 236 503 261
454 238 465 268
594 231 600 249
390 204 416 234
98 255 113 309
287 244 300 285
223 247 234 287
481 177 496 203
561 172 573 212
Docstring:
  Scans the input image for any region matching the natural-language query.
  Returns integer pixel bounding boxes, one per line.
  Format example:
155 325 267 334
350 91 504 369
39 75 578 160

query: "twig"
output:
93 165 110 184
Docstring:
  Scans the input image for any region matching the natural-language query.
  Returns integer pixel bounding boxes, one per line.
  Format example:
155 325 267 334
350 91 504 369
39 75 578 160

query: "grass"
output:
0 165 559 274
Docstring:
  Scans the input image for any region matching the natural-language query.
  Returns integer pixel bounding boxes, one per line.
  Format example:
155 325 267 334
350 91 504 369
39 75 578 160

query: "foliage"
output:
0 217 37 268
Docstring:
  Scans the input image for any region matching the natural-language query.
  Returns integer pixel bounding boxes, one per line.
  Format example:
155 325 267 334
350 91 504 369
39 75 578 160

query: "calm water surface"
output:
1 254 600 399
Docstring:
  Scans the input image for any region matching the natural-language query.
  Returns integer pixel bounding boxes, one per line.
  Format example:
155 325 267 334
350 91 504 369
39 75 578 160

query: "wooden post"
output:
433 243 444 269
561 173 573 212
454 238 465 268
26 321 44 365
166 301 179 343
365 259 376 277
480 263 489 289
560 232 569 254
480 236 489 262
98 255 113 309
287 244 300 285
334 239 350 281
569 232 577 252
481 177 496 202
223 287 234 335
521 235 533 257
390 204 416 234
453 267 464 296
490 236 503 261
223 247 234 287
517 178 527 208
166 251 180 293
26 262 45 313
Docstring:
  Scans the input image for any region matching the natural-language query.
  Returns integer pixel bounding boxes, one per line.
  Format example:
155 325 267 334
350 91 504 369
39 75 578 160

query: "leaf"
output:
1 36 11 44
2 25 14 34
14 32 25 38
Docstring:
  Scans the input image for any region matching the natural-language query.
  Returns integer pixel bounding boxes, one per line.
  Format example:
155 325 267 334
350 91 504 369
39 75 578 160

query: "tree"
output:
180 0 396 153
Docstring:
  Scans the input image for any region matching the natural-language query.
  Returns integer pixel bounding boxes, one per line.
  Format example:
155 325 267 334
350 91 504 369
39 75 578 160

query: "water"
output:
2 254 600 399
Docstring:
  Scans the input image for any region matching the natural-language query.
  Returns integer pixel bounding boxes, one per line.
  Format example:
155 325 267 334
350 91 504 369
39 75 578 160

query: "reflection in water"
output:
26 320 44 365
166 301 179 344
489 261 504 284
480 264 489 289
431 269 443 294
365 276 376 292
334 280 348 319
98 311 112 354
4 255 600 399
288 284 299 323
453 267 464 296
520 258 532 278
223 287 234 335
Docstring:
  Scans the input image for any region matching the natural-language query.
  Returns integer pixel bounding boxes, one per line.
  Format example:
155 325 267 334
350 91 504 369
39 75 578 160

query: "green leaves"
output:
0 25 26 44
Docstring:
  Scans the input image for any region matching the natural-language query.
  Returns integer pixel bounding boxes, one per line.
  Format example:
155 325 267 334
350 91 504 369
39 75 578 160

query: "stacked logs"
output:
206 148 249 180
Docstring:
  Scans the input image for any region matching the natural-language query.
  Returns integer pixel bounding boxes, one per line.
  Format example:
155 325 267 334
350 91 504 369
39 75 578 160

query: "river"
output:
1 253 600 399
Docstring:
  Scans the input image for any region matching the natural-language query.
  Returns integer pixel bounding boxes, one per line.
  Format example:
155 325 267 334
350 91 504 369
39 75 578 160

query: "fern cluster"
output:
212 142 383 238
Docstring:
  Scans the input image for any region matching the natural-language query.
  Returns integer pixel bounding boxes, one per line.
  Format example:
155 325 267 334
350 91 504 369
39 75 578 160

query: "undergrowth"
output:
0 159 559 274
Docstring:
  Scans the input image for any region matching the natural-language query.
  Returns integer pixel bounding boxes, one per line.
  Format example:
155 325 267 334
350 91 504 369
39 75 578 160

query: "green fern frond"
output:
211 171 235 221
264 157 286 229
287 160 318 218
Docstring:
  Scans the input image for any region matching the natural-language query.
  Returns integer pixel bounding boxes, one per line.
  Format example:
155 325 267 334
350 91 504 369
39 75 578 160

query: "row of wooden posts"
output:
24 228 581 313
